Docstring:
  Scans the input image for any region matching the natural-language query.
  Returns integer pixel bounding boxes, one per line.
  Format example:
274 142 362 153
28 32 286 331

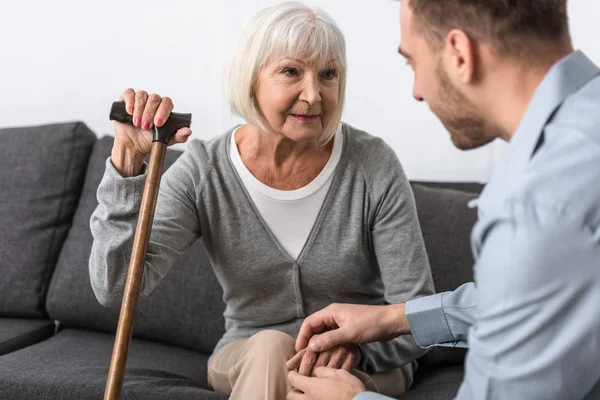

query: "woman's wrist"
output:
111 144 145 178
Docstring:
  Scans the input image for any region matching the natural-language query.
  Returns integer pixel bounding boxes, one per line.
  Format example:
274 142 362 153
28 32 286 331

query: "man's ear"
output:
445 29 476 84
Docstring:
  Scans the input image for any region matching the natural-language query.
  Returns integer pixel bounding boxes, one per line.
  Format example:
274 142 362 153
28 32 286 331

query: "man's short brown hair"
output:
406 0 571 59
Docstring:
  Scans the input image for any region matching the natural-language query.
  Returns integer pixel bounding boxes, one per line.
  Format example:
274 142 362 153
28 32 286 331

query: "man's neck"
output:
484 48 574 141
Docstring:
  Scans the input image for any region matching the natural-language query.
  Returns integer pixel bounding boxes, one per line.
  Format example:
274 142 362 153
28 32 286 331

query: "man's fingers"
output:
308 328 351 352
295 310 333 352
286 389 307 400
286 349 305 371
312 366 344 379
288 370 313 393
313 367 366 393
299 350 318 377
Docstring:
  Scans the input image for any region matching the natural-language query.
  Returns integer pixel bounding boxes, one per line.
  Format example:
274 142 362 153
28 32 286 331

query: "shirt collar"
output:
479 50 600 207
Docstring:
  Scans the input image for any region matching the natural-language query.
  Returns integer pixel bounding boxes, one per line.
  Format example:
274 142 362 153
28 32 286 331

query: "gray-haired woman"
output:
89 2 434 399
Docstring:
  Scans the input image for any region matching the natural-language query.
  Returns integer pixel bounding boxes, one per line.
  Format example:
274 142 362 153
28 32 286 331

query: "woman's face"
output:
254 56 340 143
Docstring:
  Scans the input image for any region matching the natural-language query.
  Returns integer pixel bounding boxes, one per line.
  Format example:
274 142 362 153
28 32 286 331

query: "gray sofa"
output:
0 122 481 400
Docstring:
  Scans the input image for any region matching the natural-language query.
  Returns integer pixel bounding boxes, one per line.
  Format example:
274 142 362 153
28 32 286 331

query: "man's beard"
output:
431 62 505 150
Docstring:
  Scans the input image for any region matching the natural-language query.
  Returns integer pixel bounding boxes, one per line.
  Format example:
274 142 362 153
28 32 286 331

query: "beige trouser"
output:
208 330 414 400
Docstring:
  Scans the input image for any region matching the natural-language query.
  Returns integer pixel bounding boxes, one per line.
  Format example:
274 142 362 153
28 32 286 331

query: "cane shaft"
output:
104 142 168 400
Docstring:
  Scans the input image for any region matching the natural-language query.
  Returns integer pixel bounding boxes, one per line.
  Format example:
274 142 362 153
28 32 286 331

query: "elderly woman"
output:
89 2 433 399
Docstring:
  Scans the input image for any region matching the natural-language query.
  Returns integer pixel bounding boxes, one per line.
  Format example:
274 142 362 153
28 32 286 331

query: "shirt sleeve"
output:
358 150 436 373
89 148 203 307
455 203 600 399
405 282 477 348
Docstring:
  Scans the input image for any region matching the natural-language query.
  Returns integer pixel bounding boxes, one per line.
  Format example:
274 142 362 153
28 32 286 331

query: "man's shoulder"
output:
550 73 600 148
515 79 600 227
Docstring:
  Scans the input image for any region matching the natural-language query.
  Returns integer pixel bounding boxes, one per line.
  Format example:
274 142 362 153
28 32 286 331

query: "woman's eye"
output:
283 68 299 76
321 69 337 80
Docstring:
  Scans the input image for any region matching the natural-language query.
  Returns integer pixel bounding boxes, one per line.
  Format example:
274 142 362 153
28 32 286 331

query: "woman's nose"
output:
299 79 322 105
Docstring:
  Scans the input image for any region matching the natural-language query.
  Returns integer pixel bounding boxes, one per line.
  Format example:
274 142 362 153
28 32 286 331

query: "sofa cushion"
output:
0 318 54 355
46 136 226 354
0 122 96 317
401 364 464 400
0 328 229 400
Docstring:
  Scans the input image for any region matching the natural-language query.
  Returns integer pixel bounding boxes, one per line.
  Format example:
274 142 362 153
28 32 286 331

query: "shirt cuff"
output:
405 293 454 347
354 392 395 400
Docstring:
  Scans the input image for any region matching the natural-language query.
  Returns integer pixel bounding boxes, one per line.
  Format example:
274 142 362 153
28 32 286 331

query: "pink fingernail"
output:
134 117 141 127
156 118 163 126
142 121 150 130
130 107 134 114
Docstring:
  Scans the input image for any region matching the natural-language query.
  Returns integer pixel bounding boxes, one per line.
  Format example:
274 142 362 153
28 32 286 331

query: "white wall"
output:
1 1 599 182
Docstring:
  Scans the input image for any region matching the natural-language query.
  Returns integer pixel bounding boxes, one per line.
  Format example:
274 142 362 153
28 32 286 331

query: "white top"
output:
229 127 344 260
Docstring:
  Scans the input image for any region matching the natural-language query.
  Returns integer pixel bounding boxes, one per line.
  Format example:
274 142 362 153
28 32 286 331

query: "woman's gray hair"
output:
225 1 347 144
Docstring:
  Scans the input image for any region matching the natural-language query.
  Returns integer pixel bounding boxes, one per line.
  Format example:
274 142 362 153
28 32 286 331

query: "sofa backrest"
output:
0 122 96 318
411 183 480 292
46 136 226 354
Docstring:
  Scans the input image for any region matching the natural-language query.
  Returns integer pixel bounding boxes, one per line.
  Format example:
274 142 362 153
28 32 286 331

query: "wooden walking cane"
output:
104 101 192 400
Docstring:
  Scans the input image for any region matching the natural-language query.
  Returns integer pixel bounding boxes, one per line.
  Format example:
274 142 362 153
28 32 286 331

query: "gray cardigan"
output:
89 123 434 373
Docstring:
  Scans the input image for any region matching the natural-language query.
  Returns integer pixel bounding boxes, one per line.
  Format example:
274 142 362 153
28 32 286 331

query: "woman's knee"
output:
246 330 296 359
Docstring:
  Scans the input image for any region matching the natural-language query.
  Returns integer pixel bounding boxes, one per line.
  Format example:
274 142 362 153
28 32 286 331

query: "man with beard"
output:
286 0 600 399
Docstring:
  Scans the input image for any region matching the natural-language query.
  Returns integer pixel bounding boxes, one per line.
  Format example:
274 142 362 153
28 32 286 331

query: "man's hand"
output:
287 367 365 400
286 341 361 376
295 303 410 353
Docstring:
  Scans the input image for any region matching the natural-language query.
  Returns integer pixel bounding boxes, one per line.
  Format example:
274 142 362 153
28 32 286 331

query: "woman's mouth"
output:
290 114 320 122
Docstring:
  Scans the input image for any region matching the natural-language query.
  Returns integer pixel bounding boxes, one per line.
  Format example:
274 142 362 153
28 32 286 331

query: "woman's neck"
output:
235 124 334 190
